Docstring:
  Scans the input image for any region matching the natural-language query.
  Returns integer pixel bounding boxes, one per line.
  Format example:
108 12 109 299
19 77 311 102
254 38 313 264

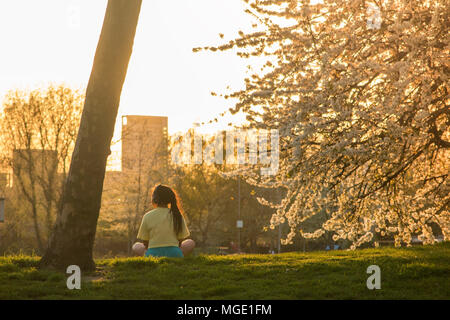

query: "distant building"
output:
12 149 58 189
0 173 9 191
121 115 168 173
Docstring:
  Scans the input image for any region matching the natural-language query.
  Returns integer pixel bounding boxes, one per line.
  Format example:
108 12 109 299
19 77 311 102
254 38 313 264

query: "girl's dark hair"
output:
151 184 183 235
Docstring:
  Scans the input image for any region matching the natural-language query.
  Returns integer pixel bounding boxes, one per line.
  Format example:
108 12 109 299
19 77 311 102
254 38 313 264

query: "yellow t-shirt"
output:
137 207 190 248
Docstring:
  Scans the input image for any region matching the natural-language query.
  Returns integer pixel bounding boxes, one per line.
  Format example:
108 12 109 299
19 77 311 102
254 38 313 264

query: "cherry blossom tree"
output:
198 0 449 248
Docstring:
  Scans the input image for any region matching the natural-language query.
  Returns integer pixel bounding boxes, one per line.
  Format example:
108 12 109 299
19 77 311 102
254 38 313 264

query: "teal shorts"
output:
145 246 184 258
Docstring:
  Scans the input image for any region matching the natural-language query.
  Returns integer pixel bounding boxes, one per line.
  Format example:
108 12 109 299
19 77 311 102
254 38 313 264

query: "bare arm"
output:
140 240 148 250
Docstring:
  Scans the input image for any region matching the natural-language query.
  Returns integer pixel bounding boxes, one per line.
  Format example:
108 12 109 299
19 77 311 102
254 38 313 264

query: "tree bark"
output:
40 0 142 271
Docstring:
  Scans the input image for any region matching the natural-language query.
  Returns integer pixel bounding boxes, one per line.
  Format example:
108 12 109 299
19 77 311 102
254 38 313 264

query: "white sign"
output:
237 220 243 228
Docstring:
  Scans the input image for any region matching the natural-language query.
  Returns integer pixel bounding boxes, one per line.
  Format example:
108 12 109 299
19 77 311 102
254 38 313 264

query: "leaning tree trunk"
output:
40 0 142 271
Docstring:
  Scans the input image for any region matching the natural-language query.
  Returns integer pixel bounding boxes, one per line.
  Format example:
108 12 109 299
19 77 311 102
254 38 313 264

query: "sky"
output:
0 0 258 137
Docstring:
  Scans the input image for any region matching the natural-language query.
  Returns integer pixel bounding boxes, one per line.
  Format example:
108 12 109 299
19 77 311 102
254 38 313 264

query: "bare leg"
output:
180 239 195 257
132 242 146 256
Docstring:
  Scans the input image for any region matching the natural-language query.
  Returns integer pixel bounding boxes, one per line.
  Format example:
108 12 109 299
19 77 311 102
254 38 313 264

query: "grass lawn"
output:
0 242 449 300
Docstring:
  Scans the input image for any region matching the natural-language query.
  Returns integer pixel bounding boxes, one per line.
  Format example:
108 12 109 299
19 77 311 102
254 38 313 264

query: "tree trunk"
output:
40 0 142 271
31 203 44 253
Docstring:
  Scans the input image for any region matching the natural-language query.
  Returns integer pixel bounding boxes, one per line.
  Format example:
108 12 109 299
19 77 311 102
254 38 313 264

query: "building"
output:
12 149 58 189
121 115 168 173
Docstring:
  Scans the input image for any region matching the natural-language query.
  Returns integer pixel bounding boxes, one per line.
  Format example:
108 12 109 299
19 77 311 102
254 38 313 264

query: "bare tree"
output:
0 85 82 253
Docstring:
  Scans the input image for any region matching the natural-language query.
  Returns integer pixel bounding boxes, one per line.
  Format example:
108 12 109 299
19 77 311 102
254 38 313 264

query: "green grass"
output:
0 242 449 299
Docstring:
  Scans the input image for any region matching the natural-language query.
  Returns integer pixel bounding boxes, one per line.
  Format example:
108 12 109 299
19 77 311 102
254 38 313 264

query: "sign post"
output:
0 198 5 223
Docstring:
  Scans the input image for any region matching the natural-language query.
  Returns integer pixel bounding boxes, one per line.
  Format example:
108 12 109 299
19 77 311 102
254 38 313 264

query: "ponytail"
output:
151 184 184 236
170 197 183 236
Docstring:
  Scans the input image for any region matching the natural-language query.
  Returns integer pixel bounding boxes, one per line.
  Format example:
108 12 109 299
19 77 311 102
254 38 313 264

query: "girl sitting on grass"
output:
134 184 195 258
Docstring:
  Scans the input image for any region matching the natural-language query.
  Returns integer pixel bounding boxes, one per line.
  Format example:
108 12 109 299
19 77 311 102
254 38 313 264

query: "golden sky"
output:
0 0 257 137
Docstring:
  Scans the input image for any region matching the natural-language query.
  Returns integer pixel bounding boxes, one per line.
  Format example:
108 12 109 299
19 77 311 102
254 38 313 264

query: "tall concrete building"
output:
121 115 168 173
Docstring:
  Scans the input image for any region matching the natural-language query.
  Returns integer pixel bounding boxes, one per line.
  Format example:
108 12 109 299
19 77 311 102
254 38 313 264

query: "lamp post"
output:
237 176 241 253
277 223 281 254
277 188 281 253
0 197 5 223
